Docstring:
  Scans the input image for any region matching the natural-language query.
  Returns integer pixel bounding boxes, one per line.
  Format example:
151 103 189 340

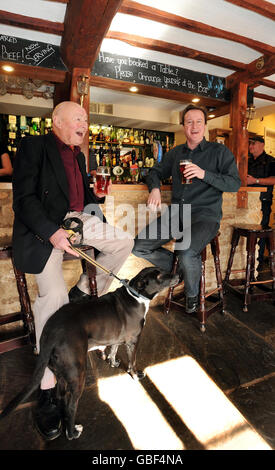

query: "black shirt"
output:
146 138 241 222
248 151 275 202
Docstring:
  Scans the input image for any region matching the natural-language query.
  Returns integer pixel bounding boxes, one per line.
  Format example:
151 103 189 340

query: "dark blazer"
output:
12 132 104 274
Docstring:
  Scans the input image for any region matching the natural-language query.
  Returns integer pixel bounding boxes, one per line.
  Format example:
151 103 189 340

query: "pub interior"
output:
0 0 275 452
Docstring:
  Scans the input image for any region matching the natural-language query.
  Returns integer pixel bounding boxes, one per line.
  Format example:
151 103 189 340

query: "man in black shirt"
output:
133 104 241 314
247 135 275 263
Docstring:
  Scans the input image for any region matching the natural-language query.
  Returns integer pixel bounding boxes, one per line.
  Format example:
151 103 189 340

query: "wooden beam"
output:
226 54 275 88
70 67 90 162
253 78 275 90
254 91 275 102
90 74 227 109
119 0 275 56
224 0 275 21
55 0 123 106
106 31 246 72
60 0 123 71
207 104 230 119
0 10 63 35
0 61 66 83
230 82 248 208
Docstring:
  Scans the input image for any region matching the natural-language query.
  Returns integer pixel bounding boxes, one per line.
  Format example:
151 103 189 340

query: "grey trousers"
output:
33 212 134 389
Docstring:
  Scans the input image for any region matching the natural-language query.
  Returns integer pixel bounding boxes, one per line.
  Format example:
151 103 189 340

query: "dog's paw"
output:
110 359 121 368
66 424 83 440
107 356 121 368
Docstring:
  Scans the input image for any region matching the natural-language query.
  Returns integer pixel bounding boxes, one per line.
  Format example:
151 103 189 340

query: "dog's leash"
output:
62 218 149 302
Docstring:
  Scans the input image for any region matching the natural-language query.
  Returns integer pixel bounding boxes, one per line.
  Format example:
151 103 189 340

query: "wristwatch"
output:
255 178 260 184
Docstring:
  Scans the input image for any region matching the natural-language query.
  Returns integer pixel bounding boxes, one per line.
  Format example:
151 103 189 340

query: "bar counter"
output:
0 183 263 315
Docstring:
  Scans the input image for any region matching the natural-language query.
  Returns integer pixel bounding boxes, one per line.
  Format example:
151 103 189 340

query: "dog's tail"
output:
0 350 50 420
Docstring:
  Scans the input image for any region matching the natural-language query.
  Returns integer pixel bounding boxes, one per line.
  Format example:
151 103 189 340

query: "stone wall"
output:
0 184 262 315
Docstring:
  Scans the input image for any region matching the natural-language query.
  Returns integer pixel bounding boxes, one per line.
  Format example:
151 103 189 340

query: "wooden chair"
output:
0 237 97 354
224 224 275 312
164 233 224 332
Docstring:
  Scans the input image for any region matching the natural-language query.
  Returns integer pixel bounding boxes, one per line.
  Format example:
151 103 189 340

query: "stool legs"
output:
164 257 178 315
211 236 224 311
198 247 207 332
244 234 257 312
164 234 223 332
12 261 36 352
266 233 275 292
224 229 240 284
224 227 275 311
83 259 98 297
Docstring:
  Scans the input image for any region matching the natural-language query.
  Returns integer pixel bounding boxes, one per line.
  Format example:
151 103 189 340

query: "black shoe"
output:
34 387 62 441
69 285 91 303
185 296 198 314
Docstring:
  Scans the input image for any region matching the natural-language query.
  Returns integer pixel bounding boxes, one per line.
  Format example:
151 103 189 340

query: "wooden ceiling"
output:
0 0 274 115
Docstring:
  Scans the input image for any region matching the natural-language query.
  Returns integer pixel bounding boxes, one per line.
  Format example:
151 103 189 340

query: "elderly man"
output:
133 104 241 314
248 135 275 264
12 101 134 440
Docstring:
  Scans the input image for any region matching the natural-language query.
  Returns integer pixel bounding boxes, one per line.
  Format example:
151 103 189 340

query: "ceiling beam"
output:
106 30 247 72
253 78 275 90
0 62 66 83
254 91 275 102
226 54 275 88
0 10 63 35
119 1 275 56
90 75 228 109
207 104 230 119
224 0 275 21
60 0 123 71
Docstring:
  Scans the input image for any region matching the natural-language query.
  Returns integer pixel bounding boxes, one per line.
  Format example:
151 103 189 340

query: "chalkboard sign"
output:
92 51 228 101
0 34 67 70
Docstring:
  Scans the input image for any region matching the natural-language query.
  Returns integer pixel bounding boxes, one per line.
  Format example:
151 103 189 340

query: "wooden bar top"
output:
0 183 267 192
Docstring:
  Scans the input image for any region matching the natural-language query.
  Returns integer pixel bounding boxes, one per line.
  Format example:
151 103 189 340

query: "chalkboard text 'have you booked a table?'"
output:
92 51 227 101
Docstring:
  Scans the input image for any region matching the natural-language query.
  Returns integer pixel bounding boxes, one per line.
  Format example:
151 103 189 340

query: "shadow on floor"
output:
0 289 275 452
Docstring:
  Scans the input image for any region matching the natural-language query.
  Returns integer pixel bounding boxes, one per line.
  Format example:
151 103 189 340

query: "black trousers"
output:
133 206 219 297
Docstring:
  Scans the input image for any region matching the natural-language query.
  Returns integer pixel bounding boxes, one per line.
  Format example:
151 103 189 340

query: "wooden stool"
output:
224 224 275 312
0 239 97 354
164 233 224 332
0 237 36 354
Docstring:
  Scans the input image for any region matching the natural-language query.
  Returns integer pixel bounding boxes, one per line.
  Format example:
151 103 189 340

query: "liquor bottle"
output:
137 148 144 168
112 150 117 168
44 118 52 134
131 148 136 165
98 145 104 165
19 115 27 136
110 126 116 143
115 146 120 161
98 127 104 142
7 115 18 157
31 117 41 135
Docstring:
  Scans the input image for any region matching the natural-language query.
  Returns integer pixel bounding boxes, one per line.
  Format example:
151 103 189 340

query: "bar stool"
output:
224 224 275 312
0 237 36 354
0 238 97 354
164 233 224 332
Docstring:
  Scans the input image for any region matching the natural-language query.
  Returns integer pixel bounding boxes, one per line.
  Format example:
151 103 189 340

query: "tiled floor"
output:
0 278 275 451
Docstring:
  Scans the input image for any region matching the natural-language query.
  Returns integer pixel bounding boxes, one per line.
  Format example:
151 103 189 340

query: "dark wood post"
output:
70 67 90 168
230 82 249 208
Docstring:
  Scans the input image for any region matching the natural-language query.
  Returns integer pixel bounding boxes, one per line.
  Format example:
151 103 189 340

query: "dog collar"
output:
120 279 150 302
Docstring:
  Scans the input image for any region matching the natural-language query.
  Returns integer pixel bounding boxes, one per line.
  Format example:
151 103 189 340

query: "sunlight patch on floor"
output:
146 356 271 450
98 373 184 450
98 355 271 450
